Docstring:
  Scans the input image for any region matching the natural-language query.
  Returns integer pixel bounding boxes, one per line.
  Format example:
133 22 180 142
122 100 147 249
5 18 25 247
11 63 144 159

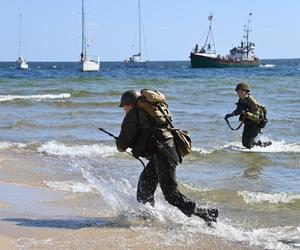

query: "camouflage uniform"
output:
116 108 198 217
233 95 262 149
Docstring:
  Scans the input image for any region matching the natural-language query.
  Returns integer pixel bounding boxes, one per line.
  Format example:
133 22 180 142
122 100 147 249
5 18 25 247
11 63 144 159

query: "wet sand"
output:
0 234 17 250
0 151 260 250
0 184 260 250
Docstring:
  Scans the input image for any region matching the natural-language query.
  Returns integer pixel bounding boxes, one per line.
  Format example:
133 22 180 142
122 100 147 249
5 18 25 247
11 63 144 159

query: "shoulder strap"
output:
156 104 174 128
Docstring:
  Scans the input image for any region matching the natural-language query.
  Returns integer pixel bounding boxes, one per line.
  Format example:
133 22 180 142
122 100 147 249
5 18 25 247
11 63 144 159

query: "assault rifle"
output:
98 128 145 168
150 136 179 166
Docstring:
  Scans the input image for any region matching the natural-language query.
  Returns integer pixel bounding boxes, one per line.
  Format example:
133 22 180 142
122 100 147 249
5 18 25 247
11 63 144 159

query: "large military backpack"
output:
136 89 192 161
258 105 268 128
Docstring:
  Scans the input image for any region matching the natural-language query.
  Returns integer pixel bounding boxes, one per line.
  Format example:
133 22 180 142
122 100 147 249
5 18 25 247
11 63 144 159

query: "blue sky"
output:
1 0 300 61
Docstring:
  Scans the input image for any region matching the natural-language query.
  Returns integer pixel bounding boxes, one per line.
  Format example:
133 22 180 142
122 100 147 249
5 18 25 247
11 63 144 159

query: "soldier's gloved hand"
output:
224 113 233 120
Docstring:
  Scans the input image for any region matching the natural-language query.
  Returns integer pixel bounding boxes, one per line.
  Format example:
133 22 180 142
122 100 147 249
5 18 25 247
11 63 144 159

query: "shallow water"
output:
0 60 300 249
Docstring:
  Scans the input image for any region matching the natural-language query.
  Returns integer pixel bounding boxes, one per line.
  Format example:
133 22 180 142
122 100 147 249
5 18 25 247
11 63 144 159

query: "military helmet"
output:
235 82 250 92
119 90 140 107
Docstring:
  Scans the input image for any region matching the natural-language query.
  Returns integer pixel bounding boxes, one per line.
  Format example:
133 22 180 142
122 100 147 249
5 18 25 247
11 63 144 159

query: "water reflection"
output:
242 153 270 179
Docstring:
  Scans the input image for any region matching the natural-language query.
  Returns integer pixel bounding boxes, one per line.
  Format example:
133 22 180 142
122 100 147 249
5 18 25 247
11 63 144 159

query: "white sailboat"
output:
17 14 29 70
79 0 100 72
125 0 148 65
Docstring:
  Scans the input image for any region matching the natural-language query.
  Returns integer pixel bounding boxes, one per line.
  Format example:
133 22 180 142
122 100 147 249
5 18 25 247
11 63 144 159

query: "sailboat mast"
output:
138 0 142 56
81 0 86 60
18 14 22 57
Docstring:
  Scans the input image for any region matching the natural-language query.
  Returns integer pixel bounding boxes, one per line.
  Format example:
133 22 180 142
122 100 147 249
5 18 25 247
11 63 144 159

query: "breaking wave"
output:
223 140 300 153
38 141 116 158
192 140 300 156
0 93 71 102
238 191 300 204
0 141 27 150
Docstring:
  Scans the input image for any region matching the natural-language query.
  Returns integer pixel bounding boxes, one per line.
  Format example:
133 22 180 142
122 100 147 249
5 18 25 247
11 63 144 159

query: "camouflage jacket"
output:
233 95 261 124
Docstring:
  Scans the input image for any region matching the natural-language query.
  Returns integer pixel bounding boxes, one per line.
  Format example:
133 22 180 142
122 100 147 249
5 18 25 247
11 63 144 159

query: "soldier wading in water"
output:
224 82 271 149
116 90 218 223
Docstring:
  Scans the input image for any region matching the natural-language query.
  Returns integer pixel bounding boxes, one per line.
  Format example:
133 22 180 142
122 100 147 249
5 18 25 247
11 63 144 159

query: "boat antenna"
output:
244 13 252 59
203 14 216 54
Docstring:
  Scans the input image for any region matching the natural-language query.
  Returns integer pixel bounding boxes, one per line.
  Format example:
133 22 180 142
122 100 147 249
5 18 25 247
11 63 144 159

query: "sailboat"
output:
125 0 148 66
190 13 259 68
79 0 100 72
17 14 29 70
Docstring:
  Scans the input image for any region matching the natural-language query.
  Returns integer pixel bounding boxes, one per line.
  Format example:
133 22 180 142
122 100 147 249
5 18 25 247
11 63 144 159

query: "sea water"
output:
0 60 300 249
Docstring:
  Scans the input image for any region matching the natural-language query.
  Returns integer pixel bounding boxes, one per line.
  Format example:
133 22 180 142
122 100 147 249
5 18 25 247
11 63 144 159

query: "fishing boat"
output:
17 14 29 70
79 0 100 71
190 13 259 68
124 0 148 66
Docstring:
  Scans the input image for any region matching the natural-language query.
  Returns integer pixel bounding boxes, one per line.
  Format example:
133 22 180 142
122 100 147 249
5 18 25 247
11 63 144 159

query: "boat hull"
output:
81 59 100 72
18 62 29 69
190 53 260 68
125 61 149 67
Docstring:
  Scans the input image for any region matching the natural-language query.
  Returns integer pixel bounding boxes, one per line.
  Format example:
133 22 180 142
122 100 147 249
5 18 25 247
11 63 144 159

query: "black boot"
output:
194 207 218 223
262 141 272 147
255 140 272 147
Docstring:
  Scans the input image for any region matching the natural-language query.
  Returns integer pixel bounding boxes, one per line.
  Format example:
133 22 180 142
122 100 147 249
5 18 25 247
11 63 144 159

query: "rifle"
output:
98 128 118 140
98 128 145 168
151 136 178 166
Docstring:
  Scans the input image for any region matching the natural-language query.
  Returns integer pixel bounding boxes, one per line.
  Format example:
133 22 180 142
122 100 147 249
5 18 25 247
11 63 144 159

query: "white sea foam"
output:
38 141 116 158
0 141 27 150
44 181 95 193
0 93 71 102
238 191 300 204
222 140 300 153
259 64 276 68
192 147 214 155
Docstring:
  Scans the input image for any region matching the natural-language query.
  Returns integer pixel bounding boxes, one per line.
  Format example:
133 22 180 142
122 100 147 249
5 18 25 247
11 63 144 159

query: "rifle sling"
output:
225 118 244 131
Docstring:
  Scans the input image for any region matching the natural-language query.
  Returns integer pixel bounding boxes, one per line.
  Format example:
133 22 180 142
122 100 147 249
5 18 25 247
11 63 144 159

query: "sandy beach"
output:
0 150 259 250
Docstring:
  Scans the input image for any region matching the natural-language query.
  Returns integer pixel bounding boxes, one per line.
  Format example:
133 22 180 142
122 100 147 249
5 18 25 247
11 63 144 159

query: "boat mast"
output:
138 0 142 57
18 14 22 57
81 0 86 61
244 13 252 59
203 14 216 54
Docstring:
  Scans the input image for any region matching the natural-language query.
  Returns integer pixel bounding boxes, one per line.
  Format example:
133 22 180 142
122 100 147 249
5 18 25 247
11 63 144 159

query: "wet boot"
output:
194 207 218 223
255 140 272 147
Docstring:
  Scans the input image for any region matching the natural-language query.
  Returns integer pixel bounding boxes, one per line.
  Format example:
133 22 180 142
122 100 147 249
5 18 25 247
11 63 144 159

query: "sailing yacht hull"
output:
125 61 148 67
190 53 260 68
18 62 29 69
81 60 100 71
